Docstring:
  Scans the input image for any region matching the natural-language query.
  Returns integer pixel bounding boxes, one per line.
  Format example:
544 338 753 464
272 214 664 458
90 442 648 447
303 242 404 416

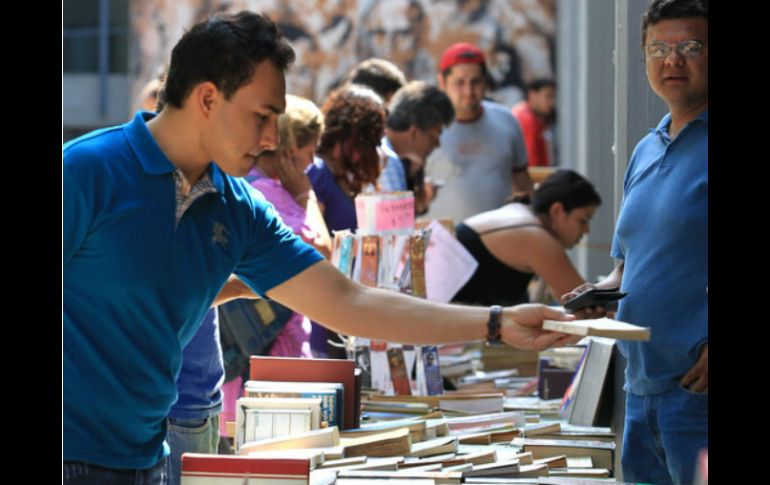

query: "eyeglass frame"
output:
645 40 704 59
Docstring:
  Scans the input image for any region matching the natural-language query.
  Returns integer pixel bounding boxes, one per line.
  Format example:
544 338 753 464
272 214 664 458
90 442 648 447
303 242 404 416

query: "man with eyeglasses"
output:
561 1 707 484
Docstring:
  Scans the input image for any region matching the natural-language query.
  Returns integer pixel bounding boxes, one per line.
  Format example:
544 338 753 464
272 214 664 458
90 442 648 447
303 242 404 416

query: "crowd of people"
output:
63 1 707 484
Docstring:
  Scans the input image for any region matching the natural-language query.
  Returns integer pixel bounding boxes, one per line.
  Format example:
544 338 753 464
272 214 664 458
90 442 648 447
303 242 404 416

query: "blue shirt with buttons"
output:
611 109 708 395
64 112 323 469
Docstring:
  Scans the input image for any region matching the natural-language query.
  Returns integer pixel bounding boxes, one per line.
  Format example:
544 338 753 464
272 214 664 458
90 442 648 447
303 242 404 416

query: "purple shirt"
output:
248 171 315 358
307 157 358 233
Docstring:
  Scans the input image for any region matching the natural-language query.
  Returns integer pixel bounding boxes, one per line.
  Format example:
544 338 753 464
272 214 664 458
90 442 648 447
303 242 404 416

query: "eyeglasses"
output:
645 40 704 59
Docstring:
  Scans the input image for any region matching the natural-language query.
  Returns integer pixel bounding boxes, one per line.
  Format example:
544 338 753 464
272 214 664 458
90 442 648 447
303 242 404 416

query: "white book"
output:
543 317 650 341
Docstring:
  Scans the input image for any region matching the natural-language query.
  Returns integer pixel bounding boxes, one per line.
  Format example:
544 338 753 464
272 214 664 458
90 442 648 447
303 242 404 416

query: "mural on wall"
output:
130 0 555 110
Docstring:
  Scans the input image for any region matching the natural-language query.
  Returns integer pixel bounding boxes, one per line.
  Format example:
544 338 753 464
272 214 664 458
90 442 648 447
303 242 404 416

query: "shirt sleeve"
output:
510 115 530 170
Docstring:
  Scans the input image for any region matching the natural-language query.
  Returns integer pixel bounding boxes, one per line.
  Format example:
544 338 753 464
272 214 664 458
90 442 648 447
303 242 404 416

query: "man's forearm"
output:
597 262 624 289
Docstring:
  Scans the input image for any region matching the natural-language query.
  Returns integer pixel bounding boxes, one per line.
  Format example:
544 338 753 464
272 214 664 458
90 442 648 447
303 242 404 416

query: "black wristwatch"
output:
486 305 504 346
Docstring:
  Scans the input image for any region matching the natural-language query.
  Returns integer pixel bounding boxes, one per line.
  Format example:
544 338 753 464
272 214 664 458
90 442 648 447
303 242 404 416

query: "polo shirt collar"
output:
125 110 226 193
381 136 400 161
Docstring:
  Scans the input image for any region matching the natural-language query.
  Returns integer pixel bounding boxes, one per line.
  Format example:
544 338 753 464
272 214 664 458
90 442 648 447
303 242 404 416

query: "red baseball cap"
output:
439 42 486 72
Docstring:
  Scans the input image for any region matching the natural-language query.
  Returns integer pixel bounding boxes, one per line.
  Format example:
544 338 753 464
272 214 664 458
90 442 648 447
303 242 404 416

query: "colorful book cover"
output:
387 347 412 396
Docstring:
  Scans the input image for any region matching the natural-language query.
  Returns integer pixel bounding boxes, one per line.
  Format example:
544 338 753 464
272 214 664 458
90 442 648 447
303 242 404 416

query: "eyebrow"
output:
264 104 285 115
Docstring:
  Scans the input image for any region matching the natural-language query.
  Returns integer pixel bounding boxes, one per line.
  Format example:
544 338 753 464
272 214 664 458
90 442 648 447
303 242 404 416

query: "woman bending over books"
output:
453 169 601 307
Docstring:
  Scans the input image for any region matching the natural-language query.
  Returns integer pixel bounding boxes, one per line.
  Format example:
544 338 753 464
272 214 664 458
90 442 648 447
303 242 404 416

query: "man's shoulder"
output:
64 125 126 163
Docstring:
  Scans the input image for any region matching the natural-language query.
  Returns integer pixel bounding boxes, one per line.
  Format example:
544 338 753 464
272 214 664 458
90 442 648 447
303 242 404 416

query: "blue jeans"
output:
63 457 167 484
166 415 220 485
622 384 708 485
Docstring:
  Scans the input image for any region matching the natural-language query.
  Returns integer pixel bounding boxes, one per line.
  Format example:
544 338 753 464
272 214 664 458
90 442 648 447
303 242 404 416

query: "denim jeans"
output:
63 457 167 484
166 415 220 485
622 384 708 485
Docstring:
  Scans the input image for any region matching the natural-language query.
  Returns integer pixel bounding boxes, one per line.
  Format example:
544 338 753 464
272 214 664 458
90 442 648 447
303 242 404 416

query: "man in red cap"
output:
423 42 533 222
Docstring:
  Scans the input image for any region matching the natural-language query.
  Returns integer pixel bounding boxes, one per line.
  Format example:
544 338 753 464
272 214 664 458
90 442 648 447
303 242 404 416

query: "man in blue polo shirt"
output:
64 11 579 484
562 1 707 484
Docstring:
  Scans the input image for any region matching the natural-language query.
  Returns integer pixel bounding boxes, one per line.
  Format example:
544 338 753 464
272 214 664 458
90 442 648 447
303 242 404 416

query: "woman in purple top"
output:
308 84 387 233
247 95 331 357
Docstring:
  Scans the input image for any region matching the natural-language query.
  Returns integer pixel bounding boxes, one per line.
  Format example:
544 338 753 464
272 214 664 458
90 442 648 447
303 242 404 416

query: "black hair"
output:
386 81 454 131
347 58 407 101
163 11 295 109
527 78 556 93
514 169 601 214
641 0 708 49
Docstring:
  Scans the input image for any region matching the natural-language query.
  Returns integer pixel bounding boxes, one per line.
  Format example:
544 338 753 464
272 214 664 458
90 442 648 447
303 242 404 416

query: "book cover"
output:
421 346 443 396
249 356 358 430
409 232 427 298
244 380 344 428
387 347 413 396
235 397 321 450
181 453 310 484
359 235 380 287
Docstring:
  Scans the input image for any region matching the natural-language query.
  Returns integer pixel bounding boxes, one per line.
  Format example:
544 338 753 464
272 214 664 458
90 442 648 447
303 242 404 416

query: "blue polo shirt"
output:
377 137 408 191
611 109 708 396
64 112 323 468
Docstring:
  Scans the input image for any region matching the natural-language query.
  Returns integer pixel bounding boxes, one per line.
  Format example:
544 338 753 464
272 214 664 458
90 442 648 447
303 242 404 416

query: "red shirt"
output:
512 101 549 167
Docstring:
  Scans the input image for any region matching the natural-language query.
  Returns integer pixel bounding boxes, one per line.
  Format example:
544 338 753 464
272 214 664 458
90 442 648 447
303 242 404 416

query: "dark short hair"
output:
317 84 386 195
528 169 602 215
641 0 708 49
347 58 407 101
386 81 455 132
163 11 295 109
526 78 556 93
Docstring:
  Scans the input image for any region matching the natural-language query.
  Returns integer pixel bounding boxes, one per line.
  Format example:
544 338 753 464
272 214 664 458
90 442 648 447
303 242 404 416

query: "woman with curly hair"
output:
308 84 386 233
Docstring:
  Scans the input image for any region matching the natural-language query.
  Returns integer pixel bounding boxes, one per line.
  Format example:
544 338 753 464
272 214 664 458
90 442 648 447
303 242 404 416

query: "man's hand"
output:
560 283 608 319
680 343 708 393
502 304 582 350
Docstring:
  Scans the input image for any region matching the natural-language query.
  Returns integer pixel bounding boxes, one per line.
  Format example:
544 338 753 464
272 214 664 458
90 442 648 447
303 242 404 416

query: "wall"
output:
128 0 557 110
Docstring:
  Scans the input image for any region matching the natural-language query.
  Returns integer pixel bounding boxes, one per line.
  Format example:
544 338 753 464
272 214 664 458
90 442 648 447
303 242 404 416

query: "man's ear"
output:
193 81 219 117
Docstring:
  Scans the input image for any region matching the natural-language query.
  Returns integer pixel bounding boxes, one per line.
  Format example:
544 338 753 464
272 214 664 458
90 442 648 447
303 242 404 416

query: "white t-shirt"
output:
424 100 528 222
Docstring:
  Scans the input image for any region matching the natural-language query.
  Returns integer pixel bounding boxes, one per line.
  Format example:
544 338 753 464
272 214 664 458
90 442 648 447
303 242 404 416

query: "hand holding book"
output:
502 304 582 351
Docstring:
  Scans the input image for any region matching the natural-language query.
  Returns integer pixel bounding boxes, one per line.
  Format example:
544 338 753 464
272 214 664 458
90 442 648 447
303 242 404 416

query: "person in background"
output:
308 84 386 234
562 1 708 483
511 79 556 167
248 94 331 357
376 81 454 215
453 169 601 307
424 42 533 223
345 57 408 104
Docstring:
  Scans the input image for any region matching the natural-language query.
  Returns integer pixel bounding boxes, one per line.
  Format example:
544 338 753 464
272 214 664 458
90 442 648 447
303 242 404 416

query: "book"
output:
249 356 359 430
359 235 380 287
463 459 521 478
533 454 568 468
543 317 650 341
235 397 322 450
408 436 459 458
410 232 428 298
523 422 561 437
512 438 615 470
443 411 526 431
315 456 367 469
388 346 413 395
343 418 427 442
355 191 415 235
421 346 444 396
339 426 413 457
562 338 616 427
181 453 310 484
336 469 463 484
245 449 326 469
244 380 344 428
238 427 340 455
548 468 610 478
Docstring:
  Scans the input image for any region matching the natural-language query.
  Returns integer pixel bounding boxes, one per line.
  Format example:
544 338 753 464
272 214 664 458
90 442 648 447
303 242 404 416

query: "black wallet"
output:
563 287 627 311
